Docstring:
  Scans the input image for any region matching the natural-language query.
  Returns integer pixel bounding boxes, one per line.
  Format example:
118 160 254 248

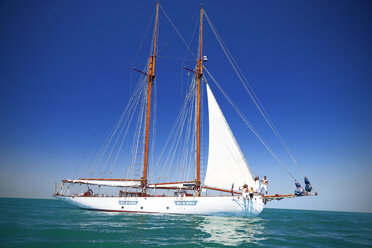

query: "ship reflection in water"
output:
198 215 266 246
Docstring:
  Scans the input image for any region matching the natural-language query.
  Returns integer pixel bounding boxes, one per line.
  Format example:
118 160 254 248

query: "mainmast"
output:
142 2 159 191
196 6 204 195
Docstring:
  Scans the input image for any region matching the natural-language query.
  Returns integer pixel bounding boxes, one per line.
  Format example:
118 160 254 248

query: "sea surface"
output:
0 198 371 247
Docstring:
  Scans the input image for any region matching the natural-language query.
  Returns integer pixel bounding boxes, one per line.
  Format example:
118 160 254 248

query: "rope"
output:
128 73 149 179
131 8 156 69
181 16 199 97
204 67 297 181
160 4 197 60
204 10 306 177
85 72 146 177
152 78 196 182
101 74 146 177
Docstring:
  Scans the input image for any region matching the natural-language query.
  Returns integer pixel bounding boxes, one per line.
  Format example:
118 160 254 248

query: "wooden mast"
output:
196 6 204 195
142 2 159 191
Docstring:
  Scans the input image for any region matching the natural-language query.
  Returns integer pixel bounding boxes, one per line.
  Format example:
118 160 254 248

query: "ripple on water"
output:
0 198 371 247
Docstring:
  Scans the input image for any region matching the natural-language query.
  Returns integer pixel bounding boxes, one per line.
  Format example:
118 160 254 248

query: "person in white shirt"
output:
241 184 248 199
260 176 268 195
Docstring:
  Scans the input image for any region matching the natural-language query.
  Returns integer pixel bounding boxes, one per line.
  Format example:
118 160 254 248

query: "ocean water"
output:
0 198 371 247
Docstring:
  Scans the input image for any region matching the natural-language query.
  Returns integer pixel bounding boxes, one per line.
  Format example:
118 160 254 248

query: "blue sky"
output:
0 0 371 213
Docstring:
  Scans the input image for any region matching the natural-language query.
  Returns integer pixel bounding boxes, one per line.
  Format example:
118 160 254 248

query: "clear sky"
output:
0 0 371 213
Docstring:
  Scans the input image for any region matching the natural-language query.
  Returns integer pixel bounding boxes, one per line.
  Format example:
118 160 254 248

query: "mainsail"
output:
204 84 255 190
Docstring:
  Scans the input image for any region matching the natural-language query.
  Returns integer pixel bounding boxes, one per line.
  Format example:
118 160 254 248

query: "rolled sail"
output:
62 179 142 188
148 181 196 189
204 84 255 190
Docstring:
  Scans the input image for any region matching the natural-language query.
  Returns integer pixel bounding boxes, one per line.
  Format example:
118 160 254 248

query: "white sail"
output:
63 179 141 188
204 84 255 190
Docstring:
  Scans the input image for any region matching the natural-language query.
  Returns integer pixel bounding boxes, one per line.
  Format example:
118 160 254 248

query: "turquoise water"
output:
0 198 371 247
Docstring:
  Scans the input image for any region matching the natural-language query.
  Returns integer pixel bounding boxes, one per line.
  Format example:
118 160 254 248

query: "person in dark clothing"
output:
304 176 312 192
294 181 304 196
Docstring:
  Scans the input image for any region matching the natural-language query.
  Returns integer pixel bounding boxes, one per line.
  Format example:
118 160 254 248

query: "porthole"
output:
121 206 124 209
141 206 143 209
166 207 169 210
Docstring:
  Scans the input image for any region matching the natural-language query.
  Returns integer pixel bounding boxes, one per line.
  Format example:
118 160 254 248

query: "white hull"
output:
55 195 265 217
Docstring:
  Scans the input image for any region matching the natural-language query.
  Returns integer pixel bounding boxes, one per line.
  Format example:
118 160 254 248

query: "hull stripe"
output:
82 208 162 214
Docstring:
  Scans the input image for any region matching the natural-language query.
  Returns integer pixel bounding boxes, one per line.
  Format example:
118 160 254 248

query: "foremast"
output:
195 6 204 195
142 2 159 192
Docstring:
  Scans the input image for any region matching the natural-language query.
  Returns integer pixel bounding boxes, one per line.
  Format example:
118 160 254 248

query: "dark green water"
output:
0 198 371 247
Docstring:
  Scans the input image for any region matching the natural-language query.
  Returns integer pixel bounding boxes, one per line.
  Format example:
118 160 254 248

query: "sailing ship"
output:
54 3 316 217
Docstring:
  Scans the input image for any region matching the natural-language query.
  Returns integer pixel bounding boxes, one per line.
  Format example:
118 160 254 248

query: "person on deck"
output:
242 184 248 199
304 176 312 193
260 176 269 195
249 187 254 199
196 188 201 197
254 177 260 193
294 181 305 196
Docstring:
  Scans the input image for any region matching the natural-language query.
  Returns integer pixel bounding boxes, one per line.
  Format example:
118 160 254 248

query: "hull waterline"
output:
54 195 265 217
